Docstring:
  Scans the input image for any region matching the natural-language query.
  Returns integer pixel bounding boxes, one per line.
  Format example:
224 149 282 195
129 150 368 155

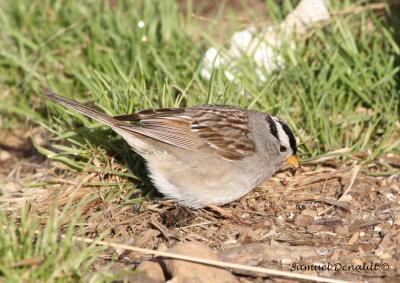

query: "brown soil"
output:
1 125 399 282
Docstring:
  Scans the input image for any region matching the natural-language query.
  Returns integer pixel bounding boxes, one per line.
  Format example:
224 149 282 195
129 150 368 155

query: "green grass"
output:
1 0 398 159
0 0 399 281
0 204 109 282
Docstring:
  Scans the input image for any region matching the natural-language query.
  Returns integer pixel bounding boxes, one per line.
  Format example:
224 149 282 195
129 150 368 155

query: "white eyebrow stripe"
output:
271 116 290 148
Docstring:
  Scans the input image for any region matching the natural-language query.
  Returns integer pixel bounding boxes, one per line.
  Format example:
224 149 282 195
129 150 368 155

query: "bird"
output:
44 90 299 208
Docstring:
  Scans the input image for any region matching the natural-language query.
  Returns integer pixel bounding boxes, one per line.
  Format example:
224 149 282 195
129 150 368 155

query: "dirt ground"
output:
1 124 400 282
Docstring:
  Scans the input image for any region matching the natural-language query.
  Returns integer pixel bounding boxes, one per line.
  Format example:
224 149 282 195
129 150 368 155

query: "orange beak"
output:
287 155 300 168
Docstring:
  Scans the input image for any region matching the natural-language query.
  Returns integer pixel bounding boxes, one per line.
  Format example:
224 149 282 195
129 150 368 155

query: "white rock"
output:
385 193 396 201
0 150 11 161
340 194 353 202
230 27 256 57
201 47 226 80
200 0 330 82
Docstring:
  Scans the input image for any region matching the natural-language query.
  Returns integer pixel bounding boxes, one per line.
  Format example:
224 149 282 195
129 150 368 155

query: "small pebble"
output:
0 150 11 161
385 193 396 201
316 247 332 256
373 226 382 233
340 194 353 202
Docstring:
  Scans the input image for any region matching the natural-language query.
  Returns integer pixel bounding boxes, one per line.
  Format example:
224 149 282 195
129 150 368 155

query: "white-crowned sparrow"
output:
45 90 299 208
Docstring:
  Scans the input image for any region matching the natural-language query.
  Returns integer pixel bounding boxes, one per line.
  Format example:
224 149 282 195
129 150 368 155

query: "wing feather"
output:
117 105 256 160
45 91 256 160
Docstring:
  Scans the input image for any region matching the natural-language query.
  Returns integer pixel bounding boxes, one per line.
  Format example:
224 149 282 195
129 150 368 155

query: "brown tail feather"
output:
44 89 122 127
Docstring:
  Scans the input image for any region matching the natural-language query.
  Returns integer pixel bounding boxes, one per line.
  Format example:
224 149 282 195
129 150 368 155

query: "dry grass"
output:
2 142 399 281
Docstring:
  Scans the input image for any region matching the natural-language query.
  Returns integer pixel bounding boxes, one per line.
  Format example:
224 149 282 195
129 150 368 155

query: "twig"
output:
284 165 354 190
288 196 350 211
302 2 389 40
190 1 389 27
303 148 352 164
180 221 214 229
207 204 233 218
149 216 171 240
68 235 357 283
338 165 361 202
332 2 388 16
319 165 361 215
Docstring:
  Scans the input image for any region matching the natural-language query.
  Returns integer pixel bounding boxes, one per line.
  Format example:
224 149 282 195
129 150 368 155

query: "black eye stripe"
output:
266 115 297 155
278 120 297 155
265 115 279 142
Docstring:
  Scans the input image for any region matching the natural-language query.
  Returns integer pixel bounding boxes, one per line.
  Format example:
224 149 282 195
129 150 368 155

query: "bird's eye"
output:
279 145 287 152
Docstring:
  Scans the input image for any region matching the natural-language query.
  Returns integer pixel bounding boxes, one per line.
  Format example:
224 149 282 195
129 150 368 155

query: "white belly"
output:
145 150 268 208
